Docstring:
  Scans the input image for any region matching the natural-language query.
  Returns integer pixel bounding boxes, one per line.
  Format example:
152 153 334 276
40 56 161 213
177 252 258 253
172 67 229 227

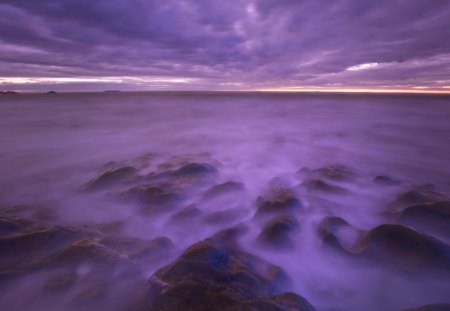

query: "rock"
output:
272 292 318 311
403 304 450 311
203 208 247 225
394 187 448 207
255 188 302 218
41 237 127 268
373 175 400 186
139 238 316 311
171 162 218 178
124 185 183 213
354 224 450 271
201 181 245 201
299 164 356 182
257 216 300 250
398 201 450 241
170 205 203 222
47 91 57 94
302 179 347 194
44 270 77 292
317 216 353 254
212 224 249 247
83 166 138 191
0 225 83 272
129 237 174 265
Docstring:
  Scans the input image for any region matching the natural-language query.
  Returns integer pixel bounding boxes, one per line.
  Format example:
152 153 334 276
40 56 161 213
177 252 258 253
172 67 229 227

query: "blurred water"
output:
0 92 449 311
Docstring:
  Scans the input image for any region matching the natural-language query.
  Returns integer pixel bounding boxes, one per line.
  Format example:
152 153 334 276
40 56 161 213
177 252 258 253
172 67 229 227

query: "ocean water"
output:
0 92 449 311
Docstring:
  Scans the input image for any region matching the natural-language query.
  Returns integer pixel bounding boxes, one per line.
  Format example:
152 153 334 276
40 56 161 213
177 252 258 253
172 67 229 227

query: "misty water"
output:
0 92 449 311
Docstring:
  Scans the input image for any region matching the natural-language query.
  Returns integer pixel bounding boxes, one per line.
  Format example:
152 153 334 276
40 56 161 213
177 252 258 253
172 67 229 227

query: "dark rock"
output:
354 224 450 271
257 216 300 250
129 237 174 265
171 205 202 222
44 270 77 292
403 304 450 311
373 175 400 186
317 216 352 254
41 237 127 268
398 201 450 241
83 166 138 191
171 162 218 178
302 179 348 194
47 91 57 94
124 185 182 213
394 187 448 207
255 188 302 218
201 181 245 201
272 292 318 311
299 164 356 182
212 224 249 246
140 238 316 311
203 208 246 225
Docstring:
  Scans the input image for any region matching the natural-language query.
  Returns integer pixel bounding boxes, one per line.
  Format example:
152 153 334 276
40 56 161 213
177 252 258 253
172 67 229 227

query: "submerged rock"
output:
170 162 218 178
299 164 356 182
140 238 316 311
124 185 183 213
373 175 400 186
403 304 450 311
257 215 300 250
203 208 247 225
398 201 450 241
255 188 302 218
354 224 450 271
83 166 138 191
393 187 448 207
201 181 245 201
302 179 348 194
317 216 353 254
170 205 203 222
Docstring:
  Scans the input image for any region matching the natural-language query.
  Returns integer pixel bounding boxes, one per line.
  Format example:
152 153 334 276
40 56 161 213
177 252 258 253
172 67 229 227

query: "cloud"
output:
0 0 449 91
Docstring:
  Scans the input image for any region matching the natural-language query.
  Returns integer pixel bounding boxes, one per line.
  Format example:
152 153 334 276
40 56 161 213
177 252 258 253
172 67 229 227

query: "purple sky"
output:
1 0 450 92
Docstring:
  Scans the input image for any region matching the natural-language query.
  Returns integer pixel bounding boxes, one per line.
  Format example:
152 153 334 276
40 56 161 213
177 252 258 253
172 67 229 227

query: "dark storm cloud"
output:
0 0 449 90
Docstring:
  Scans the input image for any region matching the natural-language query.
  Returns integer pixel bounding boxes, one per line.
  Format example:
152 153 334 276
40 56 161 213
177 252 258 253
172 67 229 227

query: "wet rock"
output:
255 188 302 218
354 224 450 271
44 270 77 292
0 225 83 272
201 181 245 201
272 292 318 311
203 208 247 225
302 179 347 194
124 185 182 213
171 162 218 178
41 237 127 268
318 216 352 253
212 224 249 247
373 175 400 186
83 166 138 191
129 237 174 265
257 216 300 250
394 187 448 207
398 201 450 241
140 238 316 311
170 205 202 222
85 221 125 235
299 164 356 182
403 304 450 311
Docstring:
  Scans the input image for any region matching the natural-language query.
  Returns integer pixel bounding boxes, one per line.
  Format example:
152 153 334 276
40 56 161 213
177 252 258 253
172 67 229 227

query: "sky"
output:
1 0 450 93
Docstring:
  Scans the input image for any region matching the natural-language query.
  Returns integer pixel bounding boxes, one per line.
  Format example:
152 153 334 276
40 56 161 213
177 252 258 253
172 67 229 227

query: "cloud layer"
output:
1 0 449 91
